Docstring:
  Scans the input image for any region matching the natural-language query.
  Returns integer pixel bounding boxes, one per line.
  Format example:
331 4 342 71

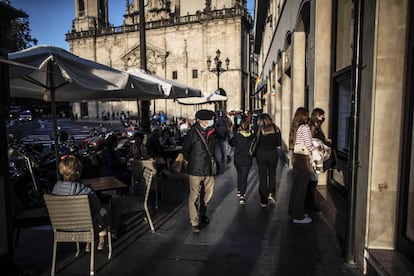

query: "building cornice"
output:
66 7 252 42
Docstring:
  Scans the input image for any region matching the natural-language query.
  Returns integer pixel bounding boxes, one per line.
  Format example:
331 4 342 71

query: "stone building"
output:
254 0 414 274
66 0 252 121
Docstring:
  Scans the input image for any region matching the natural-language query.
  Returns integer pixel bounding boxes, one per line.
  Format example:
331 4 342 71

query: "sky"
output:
11 0 255 51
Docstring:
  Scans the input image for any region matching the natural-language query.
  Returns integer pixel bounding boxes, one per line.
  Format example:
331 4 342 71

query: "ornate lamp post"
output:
207 49 230 110
207 49 230 92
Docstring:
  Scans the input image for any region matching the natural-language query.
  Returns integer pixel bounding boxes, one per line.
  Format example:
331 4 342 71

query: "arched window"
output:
99 0 105 18
78 0 85 17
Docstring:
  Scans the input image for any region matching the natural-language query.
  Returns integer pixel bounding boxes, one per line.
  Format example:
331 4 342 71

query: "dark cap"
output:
195 109 215 120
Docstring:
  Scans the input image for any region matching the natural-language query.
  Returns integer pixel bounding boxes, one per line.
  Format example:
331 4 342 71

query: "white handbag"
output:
293 144 309 155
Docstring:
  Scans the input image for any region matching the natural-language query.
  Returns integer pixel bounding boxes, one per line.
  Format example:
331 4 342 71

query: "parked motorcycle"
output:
8 136 53 209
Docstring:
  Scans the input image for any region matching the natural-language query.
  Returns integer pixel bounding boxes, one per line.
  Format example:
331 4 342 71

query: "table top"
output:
163 145 183 152
83 176 128 192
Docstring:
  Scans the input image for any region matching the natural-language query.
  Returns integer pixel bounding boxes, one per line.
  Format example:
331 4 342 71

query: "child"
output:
52 155 109 251
229 120 254 205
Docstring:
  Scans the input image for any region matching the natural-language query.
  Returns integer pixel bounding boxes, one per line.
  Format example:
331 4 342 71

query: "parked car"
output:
19 110 33 121
8 106 22 119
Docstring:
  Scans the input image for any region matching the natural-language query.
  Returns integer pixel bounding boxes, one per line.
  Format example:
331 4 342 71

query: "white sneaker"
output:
292 217 312 224
268 194 276 205
239 196 246 205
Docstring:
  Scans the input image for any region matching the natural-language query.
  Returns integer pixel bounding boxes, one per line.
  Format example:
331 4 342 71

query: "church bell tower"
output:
72 0 109 32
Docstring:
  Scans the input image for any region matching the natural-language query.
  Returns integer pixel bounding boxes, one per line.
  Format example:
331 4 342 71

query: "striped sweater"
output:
296 124 313 152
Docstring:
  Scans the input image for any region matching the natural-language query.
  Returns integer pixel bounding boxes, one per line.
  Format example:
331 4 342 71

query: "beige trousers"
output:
188 175 215 226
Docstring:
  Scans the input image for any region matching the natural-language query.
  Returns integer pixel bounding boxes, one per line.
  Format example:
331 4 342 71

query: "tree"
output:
8 17 38 51
1 0 38 51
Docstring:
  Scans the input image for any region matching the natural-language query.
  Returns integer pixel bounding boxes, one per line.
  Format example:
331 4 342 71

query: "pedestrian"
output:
305 107 333 212
288 107 313 224
159 111 167 126
52 155 109 251
179 117 190 138
182 109 217 233
255 113 282 207
229 120 254 205
215 110 232 161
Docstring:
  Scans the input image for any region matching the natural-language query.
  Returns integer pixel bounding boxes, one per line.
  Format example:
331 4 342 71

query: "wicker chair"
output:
43 194 112 276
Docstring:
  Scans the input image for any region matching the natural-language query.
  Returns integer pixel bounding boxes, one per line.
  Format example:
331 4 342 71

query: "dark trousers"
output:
305 180 319 211
256 150 278 204
288 154 312 220
236 165 251 196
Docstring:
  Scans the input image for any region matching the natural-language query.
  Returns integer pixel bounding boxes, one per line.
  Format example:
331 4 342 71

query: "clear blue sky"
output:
11 0 255 51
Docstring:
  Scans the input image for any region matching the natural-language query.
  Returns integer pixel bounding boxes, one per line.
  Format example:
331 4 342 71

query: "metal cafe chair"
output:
111 166 156 234
43 194 112 276
130 159 158 209
142 167 156 233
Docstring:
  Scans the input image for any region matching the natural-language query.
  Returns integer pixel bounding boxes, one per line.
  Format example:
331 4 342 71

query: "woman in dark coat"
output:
229 120 254 205
255 113 282 207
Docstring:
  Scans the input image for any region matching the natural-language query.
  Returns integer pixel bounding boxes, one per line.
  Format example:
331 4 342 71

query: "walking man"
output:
182 109 217 233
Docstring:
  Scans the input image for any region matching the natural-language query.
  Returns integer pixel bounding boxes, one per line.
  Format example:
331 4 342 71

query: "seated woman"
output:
100 134 131 185
128 132 151 160
146 127 162 158
52 155 109 251
159 128 176 150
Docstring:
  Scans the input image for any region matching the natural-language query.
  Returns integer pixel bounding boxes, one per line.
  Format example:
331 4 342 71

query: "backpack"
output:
215 117 228 137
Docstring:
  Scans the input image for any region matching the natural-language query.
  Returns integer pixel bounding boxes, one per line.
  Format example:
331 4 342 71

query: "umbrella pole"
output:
51 93 59 180
47 62 60 180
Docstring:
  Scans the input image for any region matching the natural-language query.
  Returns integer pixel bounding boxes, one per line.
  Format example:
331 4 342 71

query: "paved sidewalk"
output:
15 158 363 276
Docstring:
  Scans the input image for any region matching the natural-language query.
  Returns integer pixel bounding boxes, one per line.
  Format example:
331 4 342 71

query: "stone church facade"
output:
66 0 252 121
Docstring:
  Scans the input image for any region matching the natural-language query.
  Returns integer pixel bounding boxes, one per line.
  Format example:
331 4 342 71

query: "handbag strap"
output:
195 128 214 158
254 127 261 141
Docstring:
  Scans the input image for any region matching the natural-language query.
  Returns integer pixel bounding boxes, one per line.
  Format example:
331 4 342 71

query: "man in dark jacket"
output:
182 109 216 233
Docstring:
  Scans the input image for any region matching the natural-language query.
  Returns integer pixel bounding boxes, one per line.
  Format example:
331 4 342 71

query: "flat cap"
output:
195 109 215 120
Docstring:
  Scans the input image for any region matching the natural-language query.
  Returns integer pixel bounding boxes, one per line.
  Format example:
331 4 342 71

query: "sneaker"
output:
200 216 210 225
237 191 241 197
97 240 105 251
292 217 312 224
260 202 267 208
268 194 276 205
239 196 246 205
191 225 201 233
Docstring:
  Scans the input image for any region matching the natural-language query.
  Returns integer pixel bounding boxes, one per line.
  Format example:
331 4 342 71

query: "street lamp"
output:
207 49 230 93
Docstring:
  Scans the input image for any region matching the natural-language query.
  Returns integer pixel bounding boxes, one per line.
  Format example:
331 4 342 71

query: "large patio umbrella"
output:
177 91 228 105
7 45 164 177
128 68 202 98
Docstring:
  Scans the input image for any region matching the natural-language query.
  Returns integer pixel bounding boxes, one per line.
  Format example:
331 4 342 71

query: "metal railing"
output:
66 7 252 41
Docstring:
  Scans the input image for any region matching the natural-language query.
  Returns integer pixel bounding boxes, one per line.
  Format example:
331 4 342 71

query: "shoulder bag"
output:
293 144 310 155
248 127 261 157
